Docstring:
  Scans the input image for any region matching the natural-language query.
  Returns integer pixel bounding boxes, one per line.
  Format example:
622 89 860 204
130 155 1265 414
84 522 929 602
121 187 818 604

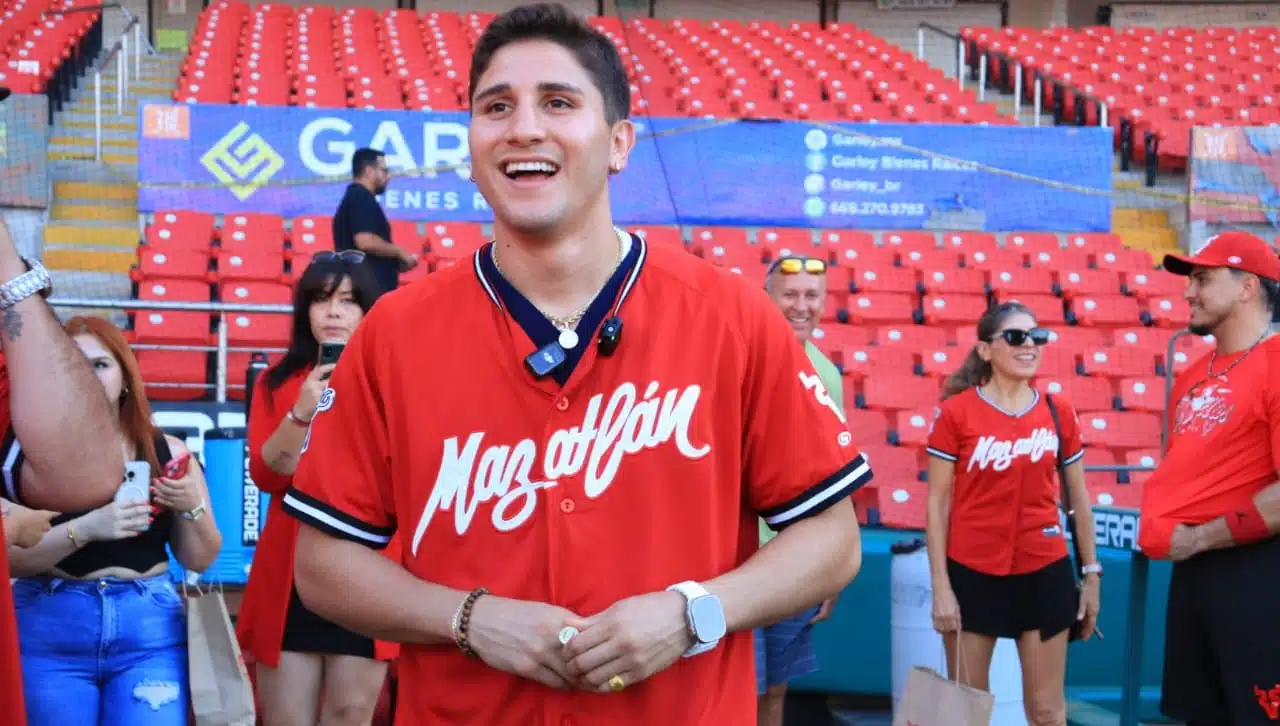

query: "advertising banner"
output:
1187 126 1280 251
138 103 1112 232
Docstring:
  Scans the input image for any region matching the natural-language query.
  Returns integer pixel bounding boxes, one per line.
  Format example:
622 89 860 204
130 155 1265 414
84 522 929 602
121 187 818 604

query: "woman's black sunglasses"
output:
312 250 366 263
985 327 1052 347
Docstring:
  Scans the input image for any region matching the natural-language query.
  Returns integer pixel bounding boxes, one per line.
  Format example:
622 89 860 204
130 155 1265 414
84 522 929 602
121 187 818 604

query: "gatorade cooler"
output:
170 427 268 585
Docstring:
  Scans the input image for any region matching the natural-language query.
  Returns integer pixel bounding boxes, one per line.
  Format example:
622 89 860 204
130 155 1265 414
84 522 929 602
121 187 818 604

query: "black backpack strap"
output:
1044 394 1084 582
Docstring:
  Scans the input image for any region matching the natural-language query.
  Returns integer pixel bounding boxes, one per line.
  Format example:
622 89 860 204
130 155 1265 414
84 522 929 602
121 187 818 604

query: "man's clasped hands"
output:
466 589 701 692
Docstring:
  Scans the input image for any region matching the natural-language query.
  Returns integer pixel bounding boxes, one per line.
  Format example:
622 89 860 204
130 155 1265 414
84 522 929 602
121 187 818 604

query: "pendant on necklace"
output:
558 329 579 350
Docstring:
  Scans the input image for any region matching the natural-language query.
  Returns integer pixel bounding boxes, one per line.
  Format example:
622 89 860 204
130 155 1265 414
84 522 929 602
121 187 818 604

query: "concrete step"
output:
45 222 140 249
42 245 137 274
49 161 138 185
50 134 136 149
50 269 134 300
53 181 138 203
48 147 137 165
50 203 137 224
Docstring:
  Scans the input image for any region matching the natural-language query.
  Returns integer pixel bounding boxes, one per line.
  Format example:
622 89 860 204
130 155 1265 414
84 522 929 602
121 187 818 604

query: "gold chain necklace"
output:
492 228 628 331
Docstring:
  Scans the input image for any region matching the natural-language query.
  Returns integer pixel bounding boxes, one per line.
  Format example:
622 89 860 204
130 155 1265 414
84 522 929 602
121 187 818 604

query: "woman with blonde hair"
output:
4 316 223 726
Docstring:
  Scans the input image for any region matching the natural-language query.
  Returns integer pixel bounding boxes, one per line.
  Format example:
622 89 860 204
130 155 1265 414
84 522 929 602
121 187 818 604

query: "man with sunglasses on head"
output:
756 253 843 726
1140 231 1280 726
333 147 419 294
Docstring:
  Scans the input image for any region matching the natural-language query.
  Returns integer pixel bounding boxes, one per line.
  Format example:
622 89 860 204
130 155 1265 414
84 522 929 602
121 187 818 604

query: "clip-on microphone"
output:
597 316 623 357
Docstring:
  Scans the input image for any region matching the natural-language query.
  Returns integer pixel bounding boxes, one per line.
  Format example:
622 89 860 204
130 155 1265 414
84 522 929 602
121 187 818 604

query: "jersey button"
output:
556 397 570 411
559 498 576 514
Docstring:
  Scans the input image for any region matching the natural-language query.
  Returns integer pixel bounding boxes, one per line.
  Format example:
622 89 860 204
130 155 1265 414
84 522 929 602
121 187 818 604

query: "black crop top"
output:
2 429 177 577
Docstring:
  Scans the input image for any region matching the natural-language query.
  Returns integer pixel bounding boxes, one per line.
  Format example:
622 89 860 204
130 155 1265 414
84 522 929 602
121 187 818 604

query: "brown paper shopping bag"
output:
892 665 995 726
186 580 257 726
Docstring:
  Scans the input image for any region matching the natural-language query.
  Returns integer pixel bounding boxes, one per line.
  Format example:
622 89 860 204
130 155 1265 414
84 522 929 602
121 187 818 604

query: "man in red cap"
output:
1140 230 1280 726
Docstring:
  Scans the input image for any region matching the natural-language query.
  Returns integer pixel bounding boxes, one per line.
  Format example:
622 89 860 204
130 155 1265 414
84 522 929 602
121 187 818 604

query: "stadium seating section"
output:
0 0 99 96
174 2 1012 124
131 212 1201 529
961 25 1280 169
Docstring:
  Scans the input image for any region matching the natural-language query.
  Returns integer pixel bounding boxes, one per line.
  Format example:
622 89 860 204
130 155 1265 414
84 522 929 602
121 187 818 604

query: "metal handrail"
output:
48 2 150 161
49 298 293 403
960 30 1113 130
916 23 966 91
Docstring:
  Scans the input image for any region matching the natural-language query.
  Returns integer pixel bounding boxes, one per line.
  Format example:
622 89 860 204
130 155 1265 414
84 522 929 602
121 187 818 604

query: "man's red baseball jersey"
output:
1140 337 1280 558
0 356 28 726
927 387 1083 575
283 236 872 726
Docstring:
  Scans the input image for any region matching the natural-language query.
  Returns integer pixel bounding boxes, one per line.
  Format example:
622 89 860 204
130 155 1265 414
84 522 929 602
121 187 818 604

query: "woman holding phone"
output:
238 252 397 726
3 316 223 726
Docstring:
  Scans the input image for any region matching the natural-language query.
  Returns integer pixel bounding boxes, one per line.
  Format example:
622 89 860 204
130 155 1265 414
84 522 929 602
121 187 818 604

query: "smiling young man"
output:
1141 230 1280 726
281 4 871 726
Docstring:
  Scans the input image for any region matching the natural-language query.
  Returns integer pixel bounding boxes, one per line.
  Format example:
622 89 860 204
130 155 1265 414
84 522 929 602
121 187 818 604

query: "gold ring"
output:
608 674 626 693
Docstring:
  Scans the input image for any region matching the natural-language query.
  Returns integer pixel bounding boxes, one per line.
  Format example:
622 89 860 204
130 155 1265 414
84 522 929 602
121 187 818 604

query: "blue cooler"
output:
169 427 269 585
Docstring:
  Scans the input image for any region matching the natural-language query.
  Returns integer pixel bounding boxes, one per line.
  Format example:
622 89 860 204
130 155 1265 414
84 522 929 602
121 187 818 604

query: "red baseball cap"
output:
1163 231 1280 281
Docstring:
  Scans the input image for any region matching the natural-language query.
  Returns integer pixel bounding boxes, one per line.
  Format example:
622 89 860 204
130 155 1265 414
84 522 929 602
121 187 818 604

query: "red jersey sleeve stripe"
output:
925 446 957 462
1062 448 1085 466
760 453 872 528
282 486 395 549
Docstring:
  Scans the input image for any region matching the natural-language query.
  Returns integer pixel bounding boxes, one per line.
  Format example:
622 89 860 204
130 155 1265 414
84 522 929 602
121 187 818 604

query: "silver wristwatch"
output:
0 257 52 310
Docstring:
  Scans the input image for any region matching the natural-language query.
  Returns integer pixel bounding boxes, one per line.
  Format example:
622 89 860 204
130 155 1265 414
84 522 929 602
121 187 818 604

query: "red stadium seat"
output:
1070 295 1143 327
290 216 334 255
147 211 215 251
1117 377 1167 412
988 267 1055 297
135 248 211 283
846 293 917 325
138 349 209 402
852 267 917 295
132 310 213 346
1122 269 1184 299
920 294 989 326
1007 294 1067 326
214 249 286 284
756 228 815 260
1037 376 1116 412
1036 345 1082 377
863 444 925 485
892 408 936 449
917 347 963 378
919 267 987 295
1080 346 1159 379
1056 268 1122 299
816 230 877 263
629 225 685 249
846 408 891 447
1079 411 1163 451
137 278 211 304
1005 232 1061 255
221 213 285 250
876 324 950 349
872 478 927 530
839 346 917 381
1145 296 1192 328
966 248 1028 269
390 221 428 257
861 375 940 412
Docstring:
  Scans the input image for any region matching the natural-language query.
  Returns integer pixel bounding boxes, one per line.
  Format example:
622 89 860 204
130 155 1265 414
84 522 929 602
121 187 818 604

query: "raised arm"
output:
0 220 123 511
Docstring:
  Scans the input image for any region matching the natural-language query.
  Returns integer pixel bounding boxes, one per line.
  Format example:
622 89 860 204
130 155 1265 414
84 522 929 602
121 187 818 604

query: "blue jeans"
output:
12 573 189 726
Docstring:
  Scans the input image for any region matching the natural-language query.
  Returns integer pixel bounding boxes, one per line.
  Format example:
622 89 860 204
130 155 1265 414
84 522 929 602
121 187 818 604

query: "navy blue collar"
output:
474 231 647 386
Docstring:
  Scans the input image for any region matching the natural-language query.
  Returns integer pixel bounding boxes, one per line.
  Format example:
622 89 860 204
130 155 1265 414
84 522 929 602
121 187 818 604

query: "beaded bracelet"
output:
452 587 489 658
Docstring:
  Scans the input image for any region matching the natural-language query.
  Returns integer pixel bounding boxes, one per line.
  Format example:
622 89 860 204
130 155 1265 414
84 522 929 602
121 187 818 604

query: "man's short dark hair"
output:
352 148 385 179
469 3 630 125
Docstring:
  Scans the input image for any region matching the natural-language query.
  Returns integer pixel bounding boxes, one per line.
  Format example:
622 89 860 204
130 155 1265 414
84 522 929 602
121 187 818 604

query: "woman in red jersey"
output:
925 301 1102 726
238 252 397 726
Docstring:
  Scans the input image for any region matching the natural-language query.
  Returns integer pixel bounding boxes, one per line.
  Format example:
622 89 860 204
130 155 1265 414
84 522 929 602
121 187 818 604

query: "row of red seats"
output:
0 0 99 96
172 3 1011 124
961 25 1279 166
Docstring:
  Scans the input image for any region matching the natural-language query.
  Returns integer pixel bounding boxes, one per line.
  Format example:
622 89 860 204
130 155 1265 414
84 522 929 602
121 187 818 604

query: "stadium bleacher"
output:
960 25 1280 171
172 2 1012 124
97 3 1238 530
0 0 100 99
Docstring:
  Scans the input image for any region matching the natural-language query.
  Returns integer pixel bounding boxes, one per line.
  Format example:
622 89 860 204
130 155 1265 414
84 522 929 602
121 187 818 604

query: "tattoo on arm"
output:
1 308 22 341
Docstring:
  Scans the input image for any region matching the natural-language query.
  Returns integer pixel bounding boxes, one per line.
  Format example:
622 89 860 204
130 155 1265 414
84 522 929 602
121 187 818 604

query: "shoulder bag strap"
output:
1044 394 1084 581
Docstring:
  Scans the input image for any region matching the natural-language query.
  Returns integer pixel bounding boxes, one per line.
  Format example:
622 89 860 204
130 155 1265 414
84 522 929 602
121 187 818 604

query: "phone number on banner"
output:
827 201 927 217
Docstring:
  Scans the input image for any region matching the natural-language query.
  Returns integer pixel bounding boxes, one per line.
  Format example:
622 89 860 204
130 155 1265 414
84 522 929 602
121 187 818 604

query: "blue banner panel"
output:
138 103 1112 232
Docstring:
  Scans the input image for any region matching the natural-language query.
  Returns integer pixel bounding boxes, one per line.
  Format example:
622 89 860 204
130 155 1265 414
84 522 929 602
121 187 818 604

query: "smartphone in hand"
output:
164 452 192 480
116 461 151 504
318 342 345 367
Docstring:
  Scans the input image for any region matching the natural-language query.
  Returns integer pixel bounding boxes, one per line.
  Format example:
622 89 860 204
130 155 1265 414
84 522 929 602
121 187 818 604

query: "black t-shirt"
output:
333 182 398 292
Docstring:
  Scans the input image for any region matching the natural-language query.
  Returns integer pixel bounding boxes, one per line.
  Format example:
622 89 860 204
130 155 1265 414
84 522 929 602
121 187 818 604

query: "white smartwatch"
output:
1081 563 1103 577
667 580 727 658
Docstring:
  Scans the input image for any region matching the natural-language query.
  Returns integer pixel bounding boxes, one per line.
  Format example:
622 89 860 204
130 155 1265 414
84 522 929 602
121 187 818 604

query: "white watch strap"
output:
668 580 720 657
1081 563 1102 575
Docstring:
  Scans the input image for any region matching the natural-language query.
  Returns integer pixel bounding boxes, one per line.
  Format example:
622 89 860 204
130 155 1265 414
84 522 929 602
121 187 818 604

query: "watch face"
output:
689 595 727 643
